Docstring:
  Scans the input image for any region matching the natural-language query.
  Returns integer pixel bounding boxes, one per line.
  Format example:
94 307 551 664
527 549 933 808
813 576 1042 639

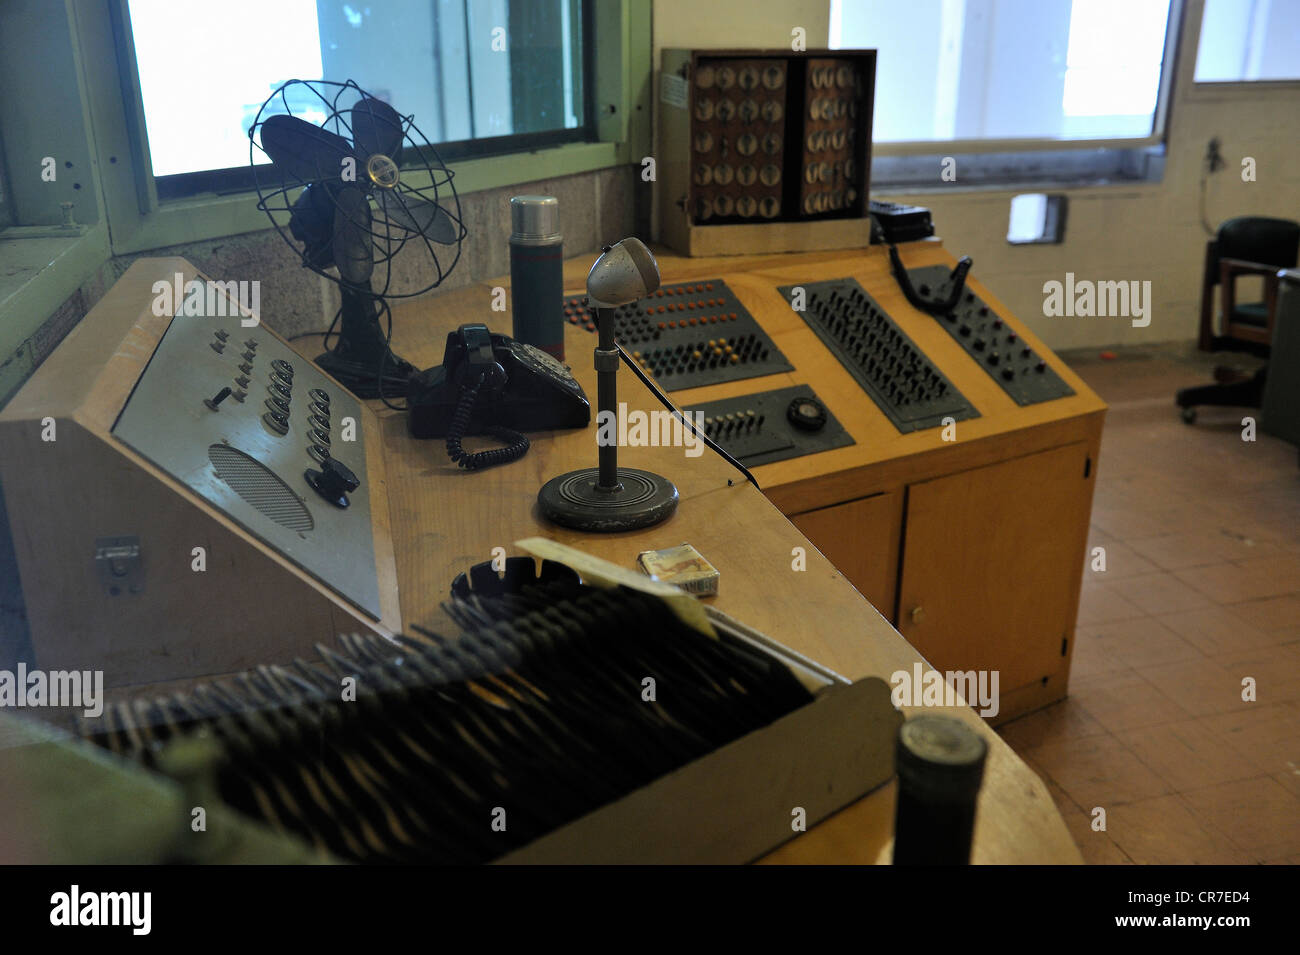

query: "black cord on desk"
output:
615 343 761 492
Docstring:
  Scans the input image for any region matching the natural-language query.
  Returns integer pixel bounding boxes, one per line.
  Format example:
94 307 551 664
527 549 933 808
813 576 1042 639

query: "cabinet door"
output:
897 443 1091 694
789 490 902 620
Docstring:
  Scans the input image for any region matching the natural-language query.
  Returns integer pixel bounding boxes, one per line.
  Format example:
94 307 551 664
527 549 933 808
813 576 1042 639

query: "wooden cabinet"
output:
790 490 902 616
895 443 1093 706
785 444 1094 723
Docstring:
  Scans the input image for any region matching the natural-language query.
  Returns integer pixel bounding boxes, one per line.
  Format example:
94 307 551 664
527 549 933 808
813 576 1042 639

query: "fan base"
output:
316 348 417 400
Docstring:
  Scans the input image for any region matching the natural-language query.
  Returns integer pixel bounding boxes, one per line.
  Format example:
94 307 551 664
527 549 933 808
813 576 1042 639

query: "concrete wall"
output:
31 164 637 359
650 0 1300 351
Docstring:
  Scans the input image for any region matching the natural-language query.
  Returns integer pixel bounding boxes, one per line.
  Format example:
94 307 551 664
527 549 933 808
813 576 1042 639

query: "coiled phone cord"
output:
444 372 531 470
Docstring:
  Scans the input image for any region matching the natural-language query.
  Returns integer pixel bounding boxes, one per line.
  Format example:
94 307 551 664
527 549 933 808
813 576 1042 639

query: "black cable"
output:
1199 173 1217 237
375 297 410 412
871 212 973 316
614 342 761 491
444 372 530 470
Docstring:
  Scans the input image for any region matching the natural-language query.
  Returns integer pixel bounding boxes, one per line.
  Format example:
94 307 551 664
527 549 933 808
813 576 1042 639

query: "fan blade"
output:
260 114 355 184
376 191 459 244
351 96 404 161
290 184 338 270
332 185 375 285
289 183 335 245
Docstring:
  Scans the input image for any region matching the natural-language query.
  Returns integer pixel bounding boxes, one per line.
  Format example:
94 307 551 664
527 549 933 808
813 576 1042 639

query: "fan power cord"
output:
444 373 530 471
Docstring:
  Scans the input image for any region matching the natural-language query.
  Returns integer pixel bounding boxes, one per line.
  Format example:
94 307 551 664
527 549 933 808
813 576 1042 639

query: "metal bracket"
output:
95 536 144 596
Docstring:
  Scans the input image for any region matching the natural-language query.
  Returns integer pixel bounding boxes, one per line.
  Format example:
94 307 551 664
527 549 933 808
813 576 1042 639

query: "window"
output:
830 0 1174 144
1194 0 1300 83
127 0 591 194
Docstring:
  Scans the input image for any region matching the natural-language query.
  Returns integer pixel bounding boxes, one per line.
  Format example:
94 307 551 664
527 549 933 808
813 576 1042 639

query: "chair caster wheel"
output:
1180 407 1197 424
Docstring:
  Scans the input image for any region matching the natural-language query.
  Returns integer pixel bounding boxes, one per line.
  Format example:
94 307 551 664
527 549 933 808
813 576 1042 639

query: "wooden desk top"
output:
376 242 1083 864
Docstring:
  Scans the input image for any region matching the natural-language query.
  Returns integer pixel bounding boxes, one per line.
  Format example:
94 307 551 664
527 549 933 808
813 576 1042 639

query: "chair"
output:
1260 269 1300 464
1176 216 1300 422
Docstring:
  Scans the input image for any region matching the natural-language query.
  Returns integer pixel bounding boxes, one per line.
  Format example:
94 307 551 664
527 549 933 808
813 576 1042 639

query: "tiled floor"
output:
996 345 1300 865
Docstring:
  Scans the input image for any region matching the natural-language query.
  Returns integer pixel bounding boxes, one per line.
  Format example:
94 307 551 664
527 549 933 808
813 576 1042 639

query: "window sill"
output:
0 225 111 405
111 140 623 256
1184 79 1300 102
870 143 1165 195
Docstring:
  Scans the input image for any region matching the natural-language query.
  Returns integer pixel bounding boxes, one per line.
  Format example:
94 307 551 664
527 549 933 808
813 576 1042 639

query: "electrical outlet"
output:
1205 137 1225 174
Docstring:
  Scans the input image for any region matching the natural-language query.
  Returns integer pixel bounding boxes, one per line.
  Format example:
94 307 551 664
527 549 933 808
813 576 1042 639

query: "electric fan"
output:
249 78 466 398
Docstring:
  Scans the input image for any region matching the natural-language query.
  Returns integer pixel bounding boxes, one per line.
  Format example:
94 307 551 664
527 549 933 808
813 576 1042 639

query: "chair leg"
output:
1176 367 1268 423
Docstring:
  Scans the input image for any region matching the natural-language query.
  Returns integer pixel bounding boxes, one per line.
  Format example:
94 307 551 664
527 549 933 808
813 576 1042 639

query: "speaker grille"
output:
207 444 314 533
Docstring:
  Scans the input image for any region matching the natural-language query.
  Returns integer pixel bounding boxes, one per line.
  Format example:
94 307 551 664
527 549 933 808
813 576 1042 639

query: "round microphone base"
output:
538 467 679 532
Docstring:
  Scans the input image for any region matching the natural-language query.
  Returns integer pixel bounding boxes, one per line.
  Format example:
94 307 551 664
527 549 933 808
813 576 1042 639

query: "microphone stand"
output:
538 301 679 532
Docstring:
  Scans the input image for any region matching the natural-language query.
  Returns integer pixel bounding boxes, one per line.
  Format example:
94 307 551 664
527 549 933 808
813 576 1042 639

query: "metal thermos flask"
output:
509 195 564 360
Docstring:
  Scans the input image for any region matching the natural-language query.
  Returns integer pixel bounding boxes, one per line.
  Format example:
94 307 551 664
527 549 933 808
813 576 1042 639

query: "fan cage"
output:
249 78 467 300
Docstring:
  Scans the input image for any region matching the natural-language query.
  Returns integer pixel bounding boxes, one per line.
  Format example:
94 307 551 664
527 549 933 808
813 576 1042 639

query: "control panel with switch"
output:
778 278 979 433
683 385 853 467
0 259 402 688
563 278 793 391
906 264 1074 405
111 304 381 617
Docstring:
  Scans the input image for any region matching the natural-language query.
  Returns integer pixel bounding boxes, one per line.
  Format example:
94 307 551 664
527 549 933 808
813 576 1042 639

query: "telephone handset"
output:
406 324 590 470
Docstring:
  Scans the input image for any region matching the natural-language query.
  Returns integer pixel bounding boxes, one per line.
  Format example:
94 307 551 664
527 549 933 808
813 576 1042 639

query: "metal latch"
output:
95 536 144 595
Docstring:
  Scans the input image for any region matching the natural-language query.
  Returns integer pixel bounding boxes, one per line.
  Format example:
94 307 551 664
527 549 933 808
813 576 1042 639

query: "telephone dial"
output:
407 324 590 469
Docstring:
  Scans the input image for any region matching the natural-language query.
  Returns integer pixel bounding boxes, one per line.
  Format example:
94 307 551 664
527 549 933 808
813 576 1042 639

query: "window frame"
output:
850 0 1187 192
1189 0 1300 88
0 0 648 404
143 0 600 201
86 0 650 256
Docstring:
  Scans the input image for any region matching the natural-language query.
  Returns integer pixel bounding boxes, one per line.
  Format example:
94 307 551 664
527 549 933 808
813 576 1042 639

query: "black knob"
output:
305 457 359 509
262 410 289 435
787 396 828 431
204 387 232 411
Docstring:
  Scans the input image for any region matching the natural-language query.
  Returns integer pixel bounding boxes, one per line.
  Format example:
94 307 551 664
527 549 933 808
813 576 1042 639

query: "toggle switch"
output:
204 387 232 411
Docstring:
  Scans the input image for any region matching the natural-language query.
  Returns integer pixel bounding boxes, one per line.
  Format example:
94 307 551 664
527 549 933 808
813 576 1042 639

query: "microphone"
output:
537 238 679 532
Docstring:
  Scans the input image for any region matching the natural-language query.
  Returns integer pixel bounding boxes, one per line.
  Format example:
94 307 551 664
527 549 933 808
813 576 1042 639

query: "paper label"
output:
660 72 688 109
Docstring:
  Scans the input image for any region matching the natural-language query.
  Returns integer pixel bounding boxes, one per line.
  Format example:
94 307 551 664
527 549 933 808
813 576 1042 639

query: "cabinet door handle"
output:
910 605 925 625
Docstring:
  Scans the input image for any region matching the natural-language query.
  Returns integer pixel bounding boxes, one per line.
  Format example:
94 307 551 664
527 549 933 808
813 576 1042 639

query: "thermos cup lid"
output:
511 195 560 239
896 715 988 802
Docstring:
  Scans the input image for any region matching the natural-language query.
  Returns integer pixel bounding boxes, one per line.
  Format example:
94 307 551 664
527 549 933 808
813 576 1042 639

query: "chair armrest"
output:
1221 258 1284 281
